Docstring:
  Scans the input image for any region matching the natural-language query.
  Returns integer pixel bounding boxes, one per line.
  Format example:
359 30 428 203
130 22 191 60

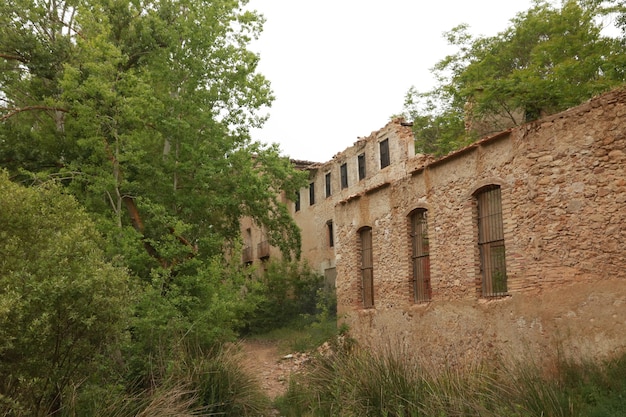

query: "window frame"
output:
294 191 300 212
379 139 390 169
359 226 374 308
358 153 366 180
327 220 334 247
309 182 315 206
475 185 508 297
409 208 431 303
325 172 332 198
340 163 348 189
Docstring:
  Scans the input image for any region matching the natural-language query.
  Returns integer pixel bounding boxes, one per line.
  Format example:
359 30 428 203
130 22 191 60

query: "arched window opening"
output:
476 185 507 297
359 226 374 308
409 209 431 303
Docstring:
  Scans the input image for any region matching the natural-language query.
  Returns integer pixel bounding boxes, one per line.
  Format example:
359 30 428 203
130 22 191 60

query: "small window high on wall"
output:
380 139 390 168
325 172 331 197
409 209 431 303
359 226 374 308
327 220 334 247
309 182 315 205
476 185 507 297
340 163 348 189
294 191 300 212
358 153 366 180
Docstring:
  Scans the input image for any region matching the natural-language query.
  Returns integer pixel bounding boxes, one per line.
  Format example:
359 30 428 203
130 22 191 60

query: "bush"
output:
243 259 327 333
0 173 131 416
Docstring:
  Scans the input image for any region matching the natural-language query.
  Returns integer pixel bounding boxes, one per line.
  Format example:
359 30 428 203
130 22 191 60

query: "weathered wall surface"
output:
335 88 626 364
294 119 416 277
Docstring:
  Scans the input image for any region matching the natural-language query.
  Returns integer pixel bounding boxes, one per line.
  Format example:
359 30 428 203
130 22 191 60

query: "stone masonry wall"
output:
335 88 626 365
293 118 416 277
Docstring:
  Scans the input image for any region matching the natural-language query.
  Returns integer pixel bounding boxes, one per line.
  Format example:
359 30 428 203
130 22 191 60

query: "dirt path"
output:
240 339 293 400
240 338 316 402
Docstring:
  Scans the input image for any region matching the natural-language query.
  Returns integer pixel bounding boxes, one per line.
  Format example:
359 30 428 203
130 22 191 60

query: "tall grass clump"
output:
70 342 271 417
278 338 626 417
277 340 508 417
188 343 271 416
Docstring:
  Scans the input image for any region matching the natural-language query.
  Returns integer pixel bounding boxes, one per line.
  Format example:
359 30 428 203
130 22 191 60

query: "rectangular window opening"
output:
309 182 315 205
294 191 300 212
327 220 334 247
325 172 331 198
358 153 366 180
340 163 348 189
380 139 390 169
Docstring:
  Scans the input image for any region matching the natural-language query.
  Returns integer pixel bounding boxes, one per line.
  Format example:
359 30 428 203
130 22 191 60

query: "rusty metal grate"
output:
410 209 431 303
360 227 374 308
477 185 507 297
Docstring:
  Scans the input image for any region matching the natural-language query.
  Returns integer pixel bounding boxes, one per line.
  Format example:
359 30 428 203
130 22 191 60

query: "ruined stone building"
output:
245 88 626 363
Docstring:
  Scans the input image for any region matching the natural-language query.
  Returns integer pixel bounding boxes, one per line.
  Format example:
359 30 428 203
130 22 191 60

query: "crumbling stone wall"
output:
335 88 626 365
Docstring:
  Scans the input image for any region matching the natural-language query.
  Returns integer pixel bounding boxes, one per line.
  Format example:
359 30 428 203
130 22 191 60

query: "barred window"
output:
476 185 507 297
359 227 374 308
410 209 431 303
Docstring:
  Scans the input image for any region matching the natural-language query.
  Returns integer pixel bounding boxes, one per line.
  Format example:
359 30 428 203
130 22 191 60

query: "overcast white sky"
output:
248 0 534 162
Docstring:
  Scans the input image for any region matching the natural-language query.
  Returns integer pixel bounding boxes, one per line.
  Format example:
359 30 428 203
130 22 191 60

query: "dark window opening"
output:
476 185 507 297
327 220 334 247
325 172 331 197
410 209 431 303
380 139 390 168
360 227 374 308
340 163 348 189
294 191 300 212
358 153 366 180
309 182 315 205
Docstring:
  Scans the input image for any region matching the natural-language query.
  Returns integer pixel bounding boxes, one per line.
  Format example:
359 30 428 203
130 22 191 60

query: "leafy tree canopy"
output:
404 0 626 156
0 0 306 279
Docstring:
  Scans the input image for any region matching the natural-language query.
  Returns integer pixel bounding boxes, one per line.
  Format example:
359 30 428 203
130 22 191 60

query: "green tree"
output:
0 0 306 364
0 0 305 271
404 0 626 155
0 172 131 416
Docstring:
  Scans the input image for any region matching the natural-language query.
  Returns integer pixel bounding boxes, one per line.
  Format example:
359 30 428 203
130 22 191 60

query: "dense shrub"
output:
0 173 131 416
243 259 330 333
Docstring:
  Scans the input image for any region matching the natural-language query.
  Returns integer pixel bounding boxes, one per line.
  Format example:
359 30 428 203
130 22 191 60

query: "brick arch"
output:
402 202 430 219
467 177 506 200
